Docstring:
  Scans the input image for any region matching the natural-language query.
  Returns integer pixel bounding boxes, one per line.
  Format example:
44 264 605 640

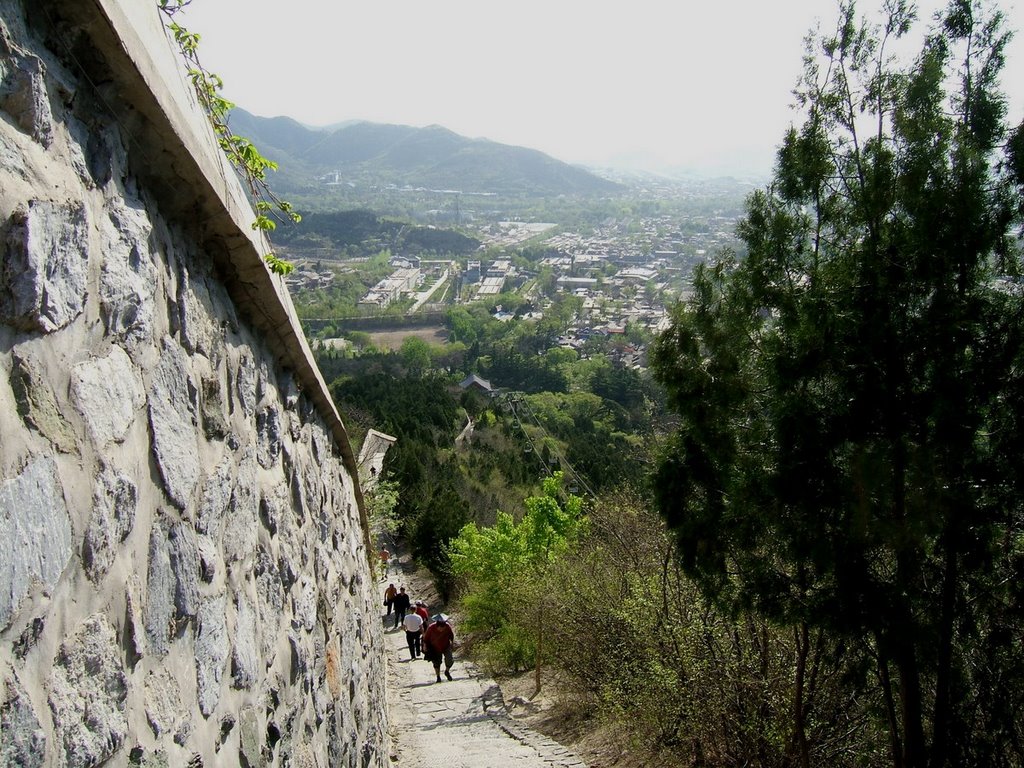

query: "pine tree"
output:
651 2 1024 765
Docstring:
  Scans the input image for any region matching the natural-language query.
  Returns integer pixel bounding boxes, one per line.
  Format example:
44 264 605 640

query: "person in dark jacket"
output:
392 586 411 629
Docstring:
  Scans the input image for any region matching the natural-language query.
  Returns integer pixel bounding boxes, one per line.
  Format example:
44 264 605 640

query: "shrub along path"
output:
382 549 588 768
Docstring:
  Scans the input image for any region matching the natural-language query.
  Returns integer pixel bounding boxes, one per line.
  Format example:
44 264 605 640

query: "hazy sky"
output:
178 0 1024 177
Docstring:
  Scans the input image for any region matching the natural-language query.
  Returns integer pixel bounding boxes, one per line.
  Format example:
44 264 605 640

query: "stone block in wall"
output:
99 199 157 347
293 581 317 633
128 748 170 768
259 484 286 537
254 548 284 661
82 465 137 582
196 534 218 583
231 591 259 690
143 667 185 740
70 345 145 447
69 118 121 189
0 126 27 184
0 457 72 630
123 580 145 670
315 547 339 607
217 713 236 752
287 630 308 689
1 201 88 333
148 336 200 510
177 267 225 360
0 20 54 147
234 350 258 421
144 520 174 655
196 593 228 717
200 374 229 441
1 672 46 768
223 449 257 565
47 614 128 768
198 454 233 539
9 347 76 453
288 463 307 523
238 706 263 768
323 636 341 703
256 404 282 469
288 743 317 768
170 521 200 620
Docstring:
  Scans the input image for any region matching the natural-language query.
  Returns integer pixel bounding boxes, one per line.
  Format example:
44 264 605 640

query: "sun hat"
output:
432 613 449 623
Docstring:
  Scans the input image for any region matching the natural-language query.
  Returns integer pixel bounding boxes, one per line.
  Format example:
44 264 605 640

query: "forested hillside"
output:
226 109 623 196
272 209 480 258
317 297 662 583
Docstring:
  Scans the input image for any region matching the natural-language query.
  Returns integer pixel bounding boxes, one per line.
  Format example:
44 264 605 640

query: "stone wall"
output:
0 1 388 766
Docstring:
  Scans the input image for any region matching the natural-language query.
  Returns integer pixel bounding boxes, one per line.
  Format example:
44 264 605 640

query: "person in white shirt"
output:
402 610 424 659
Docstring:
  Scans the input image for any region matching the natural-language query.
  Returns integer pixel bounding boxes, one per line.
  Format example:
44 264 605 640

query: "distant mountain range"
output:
226 109 622 197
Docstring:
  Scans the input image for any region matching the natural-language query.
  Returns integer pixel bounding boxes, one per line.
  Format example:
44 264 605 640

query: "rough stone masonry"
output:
0 0 388 765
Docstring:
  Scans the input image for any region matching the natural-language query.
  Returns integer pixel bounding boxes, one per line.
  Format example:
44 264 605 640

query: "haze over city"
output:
177 0 1024 178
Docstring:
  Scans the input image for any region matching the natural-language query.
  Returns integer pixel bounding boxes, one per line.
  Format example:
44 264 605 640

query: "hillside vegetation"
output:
319 299 661 582
272 209 480 258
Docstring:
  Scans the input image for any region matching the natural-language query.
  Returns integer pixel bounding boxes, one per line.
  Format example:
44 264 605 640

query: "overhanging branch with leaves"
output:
157 0 298 276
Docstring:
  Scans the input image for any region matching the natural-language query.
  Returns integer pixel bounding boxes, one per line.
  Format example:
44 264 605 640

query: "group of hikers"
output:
383 582 455 683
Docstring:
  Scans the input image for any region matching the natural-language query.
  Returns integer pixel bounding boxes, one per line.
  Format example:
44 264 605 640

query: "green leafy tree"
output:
399 336 431 378
346 330 372 351
651 2 1024 766
445 306 479 345
449 473 585 691
364 479 400 539
409 480 468 579
537 266 558 298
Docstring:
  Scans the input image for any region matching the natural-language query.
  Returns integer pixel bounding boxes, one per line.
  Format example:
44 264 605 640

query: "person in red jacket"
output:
413 600 429 625
422 614 455 682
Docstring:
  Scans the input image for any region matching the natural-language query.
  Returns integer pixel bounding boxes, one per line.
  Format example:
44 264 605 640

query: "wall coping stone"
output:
48 0 371 555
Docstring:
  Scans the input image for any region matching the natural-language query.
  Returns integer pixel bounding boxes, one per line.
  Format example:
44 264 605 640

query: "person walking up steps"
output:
392 586 411 630
383 583 397 618
402 609 423 659
422 613 455 682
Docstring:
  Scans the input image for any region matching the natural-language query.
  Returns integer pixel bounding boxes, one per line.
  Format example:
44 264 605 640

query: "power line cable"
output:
516 396 597 499
501 392 596 499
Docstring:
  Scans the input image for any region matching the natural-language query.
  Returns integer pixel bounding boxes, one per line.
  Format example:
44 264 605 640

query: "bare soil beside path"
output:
494 673 658 768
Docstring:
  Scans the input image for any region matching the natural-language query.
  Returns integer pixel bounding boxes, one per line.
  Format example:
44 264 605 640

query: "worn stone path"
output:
382 555 588 768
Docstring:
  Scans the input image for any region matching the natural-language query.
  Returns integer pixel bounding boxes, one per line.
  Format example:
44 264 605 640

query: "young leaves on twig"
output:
157 1 299 276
